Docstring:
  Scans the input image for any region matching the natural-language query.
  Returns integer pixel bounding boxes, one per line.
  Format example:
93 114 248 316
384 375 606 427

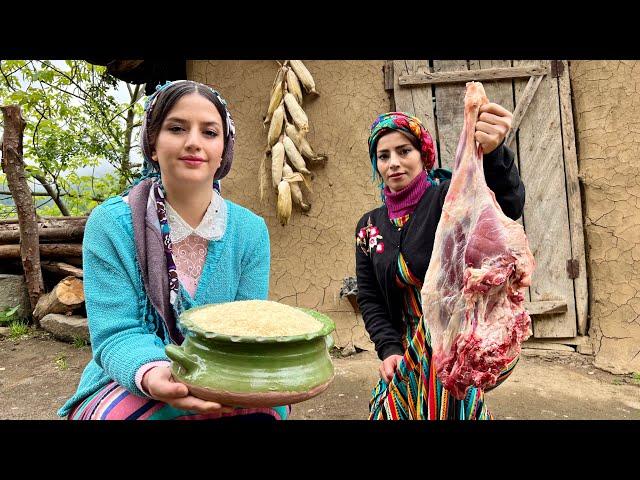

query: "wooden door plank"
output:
392 60 437 152
513 60 577 338
433 60 468 170
558 60 589 335
469 61 531 302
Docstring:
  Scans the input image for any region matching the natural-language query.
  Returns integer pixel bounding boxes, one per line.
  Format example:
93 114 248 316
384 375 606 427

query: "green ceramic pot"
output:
165 306 336 408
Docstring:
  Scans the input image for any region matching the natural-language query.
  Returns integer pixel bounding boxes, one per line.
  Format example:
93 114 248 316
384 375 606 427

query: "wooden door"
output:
389 60 588 340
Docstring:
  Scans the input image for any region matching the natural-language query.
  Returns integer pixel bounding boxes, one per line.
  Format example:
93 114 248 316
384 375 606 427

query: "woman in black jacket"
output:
355 104 525 419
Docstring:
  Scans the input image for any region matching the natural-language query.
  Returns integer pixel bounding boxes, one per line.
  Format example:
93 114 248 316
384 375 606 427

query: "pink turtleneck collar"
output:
383 170 430 220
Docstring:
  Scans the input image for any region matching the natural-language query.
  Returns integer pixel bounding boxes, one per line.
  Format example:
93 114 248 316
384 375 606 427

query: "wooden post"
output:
1 105 44 322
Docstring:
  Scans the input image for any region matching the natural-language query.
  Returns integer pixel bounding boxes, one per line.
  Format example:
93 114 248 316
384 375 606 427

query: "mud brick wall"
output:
189 61 389 352
570 60 640 373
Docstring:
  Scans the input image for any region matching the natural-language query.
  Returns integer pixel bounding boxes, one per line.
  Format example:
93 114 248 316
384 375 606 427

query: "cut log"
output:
41 261 83 278
0 216 88 226
0 225 85 244
0 243 82 260
32 276 85 321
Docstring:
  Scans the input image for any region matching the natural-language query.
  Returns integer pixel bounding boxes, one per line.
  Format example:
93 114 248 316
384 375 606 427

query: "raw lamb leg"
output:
420 81 535 400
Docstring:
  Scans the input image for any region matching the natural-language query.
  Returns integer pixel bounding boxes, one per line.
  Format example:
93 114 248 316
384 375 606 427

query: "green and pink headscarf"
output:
368 112 437 177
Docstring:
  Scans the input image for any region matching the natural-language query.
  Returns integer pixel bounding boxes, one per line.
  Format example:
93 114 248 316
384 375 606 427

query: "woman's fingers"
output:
478 111 511 129
149 382 188 399
479 102 511 118
475 121 504 136
168 395 229 414
379 355 403 382
475 131 499 149
146 368 189 399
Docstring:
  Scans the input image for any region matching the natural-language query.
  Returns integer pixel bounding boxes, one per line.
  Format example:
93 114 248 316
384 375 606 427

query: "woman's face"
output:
376 131 423 192
152 92 225 188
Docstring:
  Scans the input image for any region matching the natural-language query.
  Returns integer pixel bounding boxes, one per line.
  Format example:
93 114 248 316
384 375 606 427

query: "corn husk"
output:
285 122 327 170
267 104 284 146
271 141 286 189
283 164 310 212
259 151 269 204
283 135 310 175
286 67 303 105
284 93 309 133
276 180 292 226
289 60 318 95
271 65 286 95
285 122 303 148
264 81 283 125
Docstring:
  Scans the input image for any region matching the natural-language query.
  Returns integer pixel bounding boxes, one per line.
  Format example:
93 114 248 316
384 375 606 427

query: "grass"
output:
9 320 29 338
55 354 68 370
72 336 88 349
632 372 640 385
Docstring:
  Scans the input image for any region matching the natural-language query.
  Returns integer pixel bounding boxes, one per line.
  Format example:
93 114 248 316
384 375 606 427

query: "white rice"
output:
188 300 323 337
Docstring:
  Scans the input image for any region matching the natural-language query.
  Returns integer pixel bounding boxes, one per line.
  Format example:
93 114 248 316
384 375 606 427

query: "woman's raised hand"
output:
475 102 513 154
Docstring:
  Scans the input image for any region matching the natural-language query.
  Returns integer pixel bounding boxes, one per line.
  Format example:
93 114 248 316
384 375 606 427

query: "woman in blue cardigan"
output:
59 80 288 420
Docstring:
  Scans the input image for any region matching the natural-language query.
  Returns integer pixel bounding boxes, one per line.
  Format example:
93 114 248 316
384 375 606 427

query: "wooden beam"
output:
0 225 85 244
557 60 589 336
524 300 568 315
505 74 544 148
0 216 88 225
41 261 83 278
522 340 575 352
399 65 548 86
0 243 82 259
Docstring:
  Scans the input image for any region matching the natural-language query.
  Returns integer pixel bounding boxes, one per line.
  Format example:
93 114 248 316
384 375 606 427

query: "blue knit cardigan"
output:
58 195 270 417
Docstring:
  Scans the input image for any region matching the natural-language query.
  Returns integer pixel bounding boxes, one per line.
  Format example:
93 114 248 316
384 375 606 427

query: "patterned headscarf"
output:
368 112 437 178
127 79 236 193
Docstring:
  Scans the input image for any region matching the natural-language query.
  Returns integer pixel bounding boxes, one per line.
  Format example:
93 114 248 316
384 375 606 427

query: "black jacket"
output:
355 143 525 361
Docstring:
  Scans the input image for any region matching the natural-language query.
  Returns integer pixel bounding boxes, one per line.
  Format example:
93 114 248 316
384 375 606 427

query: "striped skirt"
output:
368 314 518 420
68 381 290 420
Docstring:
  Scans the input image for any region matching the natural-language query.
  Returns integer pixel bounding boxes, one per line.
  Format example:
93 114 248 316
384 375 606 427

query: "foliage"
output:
0 60 145 217
0 305 21 325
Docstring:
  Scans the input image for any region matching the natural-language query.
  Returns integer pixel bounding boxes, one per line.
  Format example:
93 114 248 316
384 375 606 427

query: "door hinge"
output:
567 259 580 279
383 61 394 92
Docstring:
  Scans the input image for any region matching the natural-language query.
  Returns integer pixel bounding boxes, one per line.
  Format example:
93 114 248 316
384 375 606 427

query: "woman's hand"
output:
475 102 512 154
142 366 234 414
379 354 404 383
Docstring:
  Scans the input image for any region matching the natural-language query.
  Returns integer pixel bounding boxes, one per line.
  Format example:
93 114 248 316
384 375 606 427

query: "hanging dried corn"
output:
261 60 328 226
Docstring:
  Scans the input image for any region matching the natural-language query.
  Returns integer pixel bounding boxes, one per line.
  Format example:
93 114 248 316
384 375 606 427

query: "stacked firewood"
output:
0 216 86 270
0 216 87 323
